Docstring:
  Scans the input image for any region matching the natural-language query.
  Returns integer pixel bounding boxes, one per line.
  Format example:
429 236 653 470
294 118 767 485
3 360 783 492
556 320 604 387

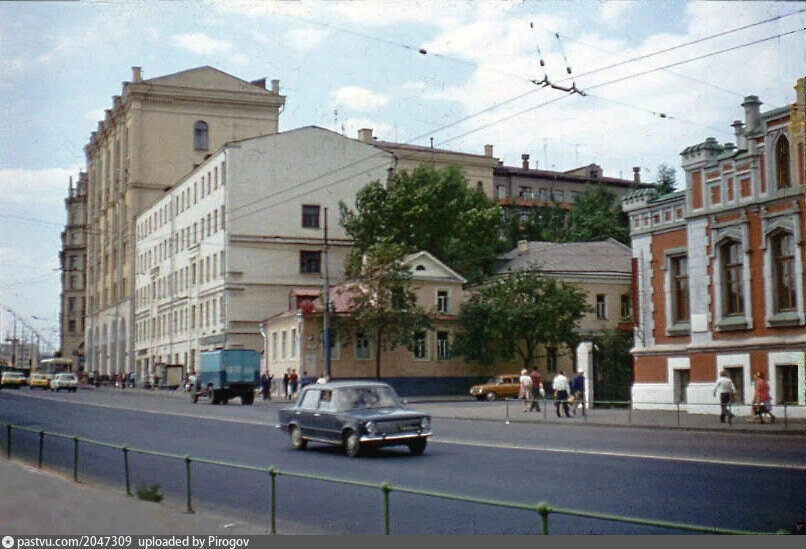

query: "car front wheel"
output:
290 426 306 450
344 430 361 457
485 391 498 401
408 438 427 456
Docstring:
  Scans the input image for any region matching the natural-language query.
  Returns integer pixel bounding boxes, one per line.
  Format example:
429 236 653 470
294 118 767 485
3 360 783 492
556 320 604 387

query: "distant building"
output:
59 173 88 370
83 66 285 376
494 239 634 378
622 78 806 414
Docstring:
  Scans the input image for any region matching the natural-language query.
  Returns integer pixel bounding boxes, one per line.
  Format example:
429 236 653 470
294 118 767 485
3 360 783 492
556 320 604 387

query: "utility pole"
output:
322 207 331 379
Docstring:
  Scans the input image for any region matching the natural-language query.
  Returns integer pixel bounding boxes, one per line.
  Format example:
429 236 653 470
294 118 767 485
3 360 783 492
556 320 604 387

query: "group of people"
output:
519 368 586 418
714 369 775 424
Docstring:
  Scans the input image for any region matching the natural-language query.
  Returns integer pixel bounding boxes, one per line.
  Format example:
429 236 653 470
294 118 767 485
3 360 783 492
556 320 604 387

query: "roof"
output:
372 140 494 161
495 239 632 277
494 164 653 189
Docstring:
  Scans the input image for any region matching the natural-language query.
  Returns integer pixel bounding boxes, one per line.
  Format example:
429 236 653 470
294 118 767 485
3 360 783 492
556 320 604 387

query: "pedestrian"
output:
316 374 330 384
260 372 271 400
552 371 572 418
188 370 198 393
288 369 298 398
570 370 585 416
528 368 543 412
752 372 775 423
519 369 533 413
713 370 737 424
282 371 290 400
299 370 315 389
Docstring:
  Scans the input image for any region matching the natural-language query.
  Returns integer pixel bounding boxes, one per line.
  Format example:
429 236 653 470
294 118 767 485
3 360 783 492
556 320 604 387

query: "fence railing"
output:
0 422 789 535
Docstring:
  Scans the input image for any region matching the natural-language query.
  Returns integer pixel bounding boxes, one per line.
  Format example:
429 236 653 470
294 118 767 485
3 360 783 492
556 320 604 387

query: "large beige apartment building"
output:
58 173 88 367
83 66 285 376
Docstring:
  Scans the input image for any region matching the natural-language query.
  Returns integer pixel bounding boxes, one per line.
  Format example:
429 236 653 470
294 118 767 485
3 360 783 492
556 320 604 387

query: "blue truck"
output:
193 350 260 405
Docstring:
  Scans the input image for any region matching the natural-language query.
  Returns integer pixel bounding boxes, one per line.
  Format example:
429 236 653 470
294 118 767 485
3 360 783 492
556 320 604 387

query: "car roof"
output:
304 380 393 390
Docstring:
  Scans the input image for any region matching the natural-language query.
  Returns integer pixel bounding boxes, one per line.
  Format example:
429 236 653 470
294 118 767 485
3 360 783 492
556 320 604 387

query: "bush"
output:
135 483 163 502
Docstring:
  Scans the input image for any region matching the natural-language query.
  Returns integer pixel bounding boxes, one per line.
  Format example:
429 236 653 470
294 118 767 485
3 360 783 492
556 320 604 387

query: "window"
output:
721 241 744 315
193 121 209 151
355 331 370 360
412 332 427 359
777 364 798 403
552 190 564 203
300 251 321 274
620 294 632 321
436 291 449 314
68 320 76 333
538 188 548 201
776 136 791 189
595 294 607 320
496 185 507 199
670 255 689 324
771 232 796 312
302 205 320 228
290 328 297 359
517 186 533 199
281 331 288 360
68 297 76 312
436 331 450 360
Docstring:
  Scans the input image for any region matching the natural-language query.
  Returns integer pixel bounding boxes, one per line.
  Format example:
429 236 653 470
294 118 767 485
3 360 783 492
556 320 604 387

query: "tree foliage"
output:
655 163 677 196
339 165 504 281
339 243 432 379
452 272 591 371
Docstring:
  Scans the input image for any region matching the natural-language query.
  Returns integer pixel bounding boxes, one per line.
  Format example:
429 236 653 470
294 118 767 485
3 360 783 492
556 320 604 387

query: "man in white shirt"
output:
713 370 737 424
552 371 572 418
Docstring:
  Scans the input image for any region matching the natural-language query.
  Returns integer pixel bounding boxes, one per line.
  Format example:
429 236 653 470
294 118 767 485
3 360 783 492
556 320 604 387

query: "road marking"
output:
432 438 806 471
7 392 804 471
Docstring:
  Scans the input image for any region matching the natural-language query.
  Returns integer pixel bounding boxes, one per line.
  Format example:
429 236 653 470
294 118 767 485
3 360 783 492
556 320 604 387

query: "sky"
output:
0 0 805 352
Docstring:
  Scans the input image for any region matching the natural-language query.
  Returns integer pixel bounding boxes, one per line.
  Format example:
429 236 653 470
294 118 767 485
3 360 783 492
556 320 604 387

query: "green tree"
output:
565 185 629 244
590 328 634 403
502 206 567 249
452 272 590 371
655 163 677 195
339 165 504 281
339 243 432 379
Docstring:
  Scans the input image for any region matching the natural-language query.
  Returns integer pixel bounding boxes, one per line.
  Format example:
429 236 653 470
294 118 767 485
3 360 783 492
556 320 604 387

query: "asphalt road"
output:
1 389 803 535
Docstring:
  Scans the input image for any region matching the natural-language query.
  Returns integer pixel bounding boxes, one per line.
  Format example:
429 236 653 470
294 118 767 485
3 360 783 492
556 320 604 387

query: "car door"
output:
314 389 342 443
294 388 322 439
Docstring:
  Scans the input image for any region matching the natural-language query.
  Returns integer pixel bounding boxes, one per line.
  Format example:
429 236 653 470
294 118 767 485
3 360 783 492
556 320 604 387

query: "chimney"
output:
731 120 746 150
724 142 736 153
742 95 762 133
131 66 142 83
522 154 530 170
633 167 641 183
358 128 373 144
517 240 529 256
271 79 280 94
250 78 267 89
484 144 494 157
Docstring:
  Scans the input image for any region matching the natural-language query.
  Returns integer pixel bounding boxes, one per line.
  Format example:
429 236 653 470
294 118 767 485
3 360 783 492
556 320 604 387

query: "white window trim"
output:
354 331 372 361
767 351 806 406
412 331 429 361
663 248 690 335
435 288 450 315
436 330 451 361
761 213 804 327
710 224 753 331
716 354 752 405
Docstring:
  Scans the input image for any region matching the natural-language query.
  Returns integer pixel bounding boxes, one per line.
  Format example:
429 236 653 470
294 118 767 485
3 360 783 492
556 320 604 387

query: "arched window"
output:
193 121 209 151
771 231 796 312
720 240 744 315
776 135 791 189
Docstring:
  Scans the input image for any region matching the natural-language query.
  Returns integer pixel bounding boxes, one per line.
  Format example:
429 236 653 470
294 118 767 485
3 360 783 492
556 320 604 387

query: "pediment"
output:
143 66 270 94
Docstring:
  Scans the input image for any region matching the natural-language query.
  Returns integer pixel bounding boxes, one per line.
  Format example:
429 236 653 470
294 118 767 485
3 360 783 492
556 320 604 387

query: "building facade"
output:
623 78 806 415
59 173 88 369
133 127 394 380
84 66 285 376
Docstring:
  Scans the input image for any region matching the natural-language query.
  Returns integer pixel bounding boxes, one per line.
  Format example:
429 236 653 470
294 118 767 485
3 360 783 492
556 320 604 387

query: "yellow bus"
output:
37 357 75 376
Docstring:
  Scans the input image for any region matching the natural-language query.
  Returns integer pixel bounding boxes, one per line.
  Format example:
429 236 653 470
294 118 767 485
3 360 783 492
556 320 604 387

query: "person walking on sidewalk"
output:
529 368 543 412
570 370 585 416
752 371 775 423
713 370 737 423
552 371 572 418
282 371 290 400
519 369 533 413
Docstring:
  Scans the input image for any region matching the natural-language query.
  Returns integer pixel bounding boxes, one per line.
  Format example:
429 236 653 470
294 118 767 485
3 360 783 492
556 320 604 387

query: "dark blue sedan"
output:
277 381 432 457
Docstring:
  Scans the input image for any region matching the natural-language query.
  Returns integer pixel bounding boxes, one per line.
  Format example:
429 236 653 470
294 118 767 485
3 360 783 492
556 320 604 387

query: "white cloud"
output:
169 33 232 55
331 86 389 112
284 27 330 51
599 1 630 26
85 109 106 123
340 118 393 140
228 53 250 66
0 167 82 206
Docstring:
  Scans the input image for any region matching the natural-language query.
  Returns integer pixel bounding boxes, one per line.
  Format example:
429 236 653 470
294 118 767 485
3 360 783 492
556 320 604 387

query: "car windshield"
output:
485 377 497 384
335 386 401 411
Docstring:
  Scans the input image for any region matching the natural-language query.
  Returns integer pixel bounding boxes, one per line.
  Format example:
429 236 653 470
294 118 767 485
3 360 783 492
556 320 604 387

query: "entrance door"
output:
725 367 744 404
674 370 690 403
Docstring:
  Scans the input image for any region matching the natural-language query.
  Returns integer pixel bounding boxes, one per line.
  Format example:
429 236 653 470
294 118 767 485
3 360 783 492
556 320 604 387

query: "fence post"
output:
536 502 550 535
543 399 547 421
73 437 79 483
676 402 681 426
784 403 788 429
505 399 509 422
628 403 632 424
269 468 277 535
381 482 391 535
184 456 194 514
122 446 131 496
38 430 44 469
6 424 11 459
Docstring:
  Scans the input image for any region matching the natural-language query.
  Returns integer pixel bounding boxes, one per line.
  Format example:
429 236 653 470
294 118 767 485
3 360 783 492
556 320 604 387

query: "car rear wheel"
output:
485 391 498 401
290 426 306 450
408 438 427 455
344 430 361 458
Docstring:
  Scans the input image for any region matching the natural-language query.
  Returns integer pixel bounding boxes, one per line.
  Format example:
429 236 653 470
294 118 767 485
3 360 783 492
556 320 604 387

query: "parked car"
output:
469 375 521 401
1 371 26 388
28 373 51 390
50 372 78 392
277 381 432 457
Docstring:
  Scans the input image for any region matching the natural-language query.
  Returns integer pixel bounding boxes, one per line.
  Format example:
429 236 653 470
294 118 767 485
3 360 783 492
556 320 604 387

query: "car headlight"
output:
365 421 377 434
470 387 481 394
420 417 430 430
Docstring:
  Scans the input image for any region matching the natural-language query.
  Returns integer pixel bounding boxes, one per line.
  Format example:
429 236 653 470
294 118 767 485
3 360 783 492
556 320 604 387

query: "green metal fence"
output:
0 422 789 535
